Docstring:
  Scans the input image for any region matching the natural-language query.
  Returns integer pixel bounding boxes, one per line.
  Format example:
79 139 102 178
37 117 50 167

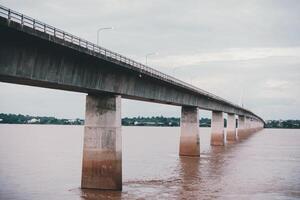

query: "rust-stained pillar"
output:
179 106 200 156
244 117 249 134
238 115 245 139
249 118 253 133
255 121 258 132
247 117 251 133
257 120 261 131
253 119 256 132
81 94 122 190
261 121 264 130
252 119 256 133
211 111 225 146
246 117 252 134
226 113 237 143
257 120 264 131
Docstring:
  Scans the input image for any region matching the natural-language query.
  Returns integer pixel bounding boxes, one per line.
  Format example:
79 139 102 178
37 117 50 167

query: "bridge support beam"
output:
245 117 252 135
250 119 255 133
81 94 122 190
179 106 200 156
211 111 225 146
255 120 261 132
238 115 246 139
226 113 237 143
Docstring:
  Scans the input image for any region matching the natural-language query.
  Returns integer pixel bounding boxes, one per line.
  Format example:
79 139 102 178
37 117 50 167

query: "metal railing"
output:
0 5 252 114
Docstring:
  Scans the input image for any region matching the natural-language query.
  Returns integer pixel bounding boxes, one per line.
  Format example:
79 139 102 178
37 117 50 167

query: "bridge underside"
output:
0 18 262 120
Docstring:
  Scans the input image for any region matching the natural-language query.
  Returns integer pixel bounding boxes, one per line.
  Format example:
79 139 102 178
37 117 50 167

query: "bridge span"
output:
0 5 264 190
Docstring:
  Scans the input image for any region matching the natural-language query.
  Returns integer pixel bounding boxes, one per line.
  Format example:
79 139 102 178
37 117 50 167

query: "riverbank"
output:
1 113 300 128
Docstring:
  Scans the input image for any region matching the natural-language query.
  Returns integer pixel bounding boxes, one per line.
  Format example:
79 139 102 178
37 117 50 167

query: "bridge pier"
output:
245 117 252 135
245 117 249 134
255 119 263 132
211 111 225 146
226 113 237 143
250 118 255 133
238 115 246 139
81 94 122 190
254 120 258 132
179 106 200 156
247 117 252 134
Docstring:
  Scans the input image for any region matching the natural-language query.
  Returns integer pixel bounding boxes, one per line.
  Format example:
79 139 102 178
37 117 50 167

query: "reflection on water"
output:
0 125 299 200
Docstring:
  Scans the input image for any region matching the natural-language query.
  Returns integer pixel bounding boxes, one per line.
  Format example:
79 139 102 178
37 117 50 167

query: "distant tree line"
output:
0 113 83 125
0 113 211 127
0 113 299 128
265 120 300 129
121 116 211 127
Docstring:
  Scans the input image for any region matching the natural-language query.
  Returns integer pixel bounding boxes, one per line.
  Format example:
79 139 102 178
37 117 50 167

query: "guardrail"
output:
0 4 253 115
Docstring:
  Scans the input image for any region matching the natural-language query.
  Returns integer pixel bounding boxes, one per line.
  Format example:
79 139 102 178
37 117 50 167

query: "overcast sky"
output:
0 0 299 120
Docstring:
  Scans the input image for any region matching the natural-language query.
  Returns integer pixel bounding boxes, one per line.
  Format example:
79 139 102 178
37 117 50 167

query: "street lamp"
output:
97 27 113 46
145 52 157 65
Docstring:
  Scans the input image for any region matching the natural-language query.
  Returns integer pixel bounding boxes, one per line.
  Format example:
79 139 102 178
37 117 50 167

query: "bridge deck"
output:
0 5 264 123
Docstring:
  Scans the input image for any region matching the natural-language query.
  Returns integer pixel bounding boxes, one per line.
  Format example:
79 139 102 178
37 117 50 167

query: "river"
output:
0 125 299 199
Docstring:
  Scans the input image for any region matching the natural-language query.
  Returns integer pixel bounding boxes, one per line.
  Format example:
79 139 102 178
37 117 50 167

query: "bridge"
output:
0 5 264 190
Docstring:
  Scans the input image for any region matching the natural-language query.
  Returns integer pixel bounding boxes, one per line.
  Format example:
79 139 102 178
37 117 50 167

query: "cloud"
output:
265 80 291 90
151 47 300 68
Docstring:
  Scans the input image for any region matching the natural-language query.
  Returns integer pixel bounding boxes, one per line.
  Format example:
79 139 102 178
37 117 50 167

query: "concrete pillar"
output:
179 106 200 156
256 120 264 131
245 117 249 134
226 113 237 142
252 119 256 132
250 118 255 133
253 119 256 132
81 94 122 190
211 111 225 146
248 118 252 133
238 115 245 139
247 117 253 134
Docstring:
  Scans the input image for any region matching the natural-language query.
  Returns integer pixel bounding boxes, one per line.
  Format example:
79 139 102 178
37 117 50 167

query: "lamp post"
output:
145 52 157 65
97 27 113 46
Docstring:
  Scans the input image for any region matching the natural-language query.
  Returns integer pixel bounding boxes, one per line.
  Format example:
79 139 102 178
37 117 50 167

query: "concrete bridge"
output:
0 5 264 190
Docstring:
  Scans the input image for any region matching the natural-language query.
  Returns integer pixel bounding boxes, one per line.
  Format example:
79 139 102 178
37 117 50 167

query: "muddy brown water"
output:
0 125 299 199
